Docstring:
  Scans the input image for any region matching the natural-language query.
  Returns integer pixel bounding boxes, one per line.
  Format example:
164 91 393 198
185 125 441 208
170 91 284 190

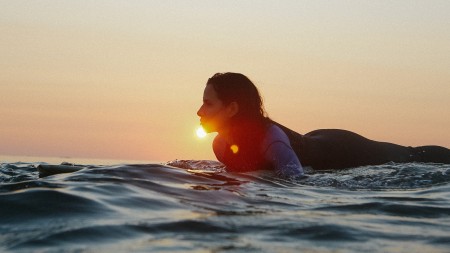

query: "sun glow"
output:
196 126 207 138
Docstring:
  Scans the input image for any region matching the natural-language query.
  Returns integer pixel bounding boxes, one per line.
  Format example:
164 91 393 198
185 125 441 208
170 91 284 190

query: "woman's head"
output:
197 72 268 133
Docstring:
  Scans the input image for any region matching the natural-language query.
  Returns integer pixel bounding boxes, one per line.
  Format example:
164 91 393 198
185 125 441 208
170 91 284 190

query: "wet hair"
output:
206 72 271 171
206 72 268 123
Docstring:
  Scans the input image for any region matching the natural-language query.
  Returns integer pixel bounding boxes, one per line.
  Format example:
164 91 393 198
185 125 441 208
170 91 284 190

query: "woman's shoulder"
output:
262 123 291 147
213 134 226 148
212 134 227 161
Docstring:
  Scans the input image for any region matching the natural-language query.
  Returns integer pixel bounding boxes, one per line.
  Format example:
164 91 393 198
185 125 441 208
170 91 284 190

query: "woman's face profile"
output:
197 84 231 133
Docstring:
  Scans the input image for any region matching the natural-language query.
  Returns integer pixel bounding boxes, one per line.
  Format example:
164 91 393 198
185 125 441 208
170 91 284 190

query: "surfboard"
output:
38 164 85 177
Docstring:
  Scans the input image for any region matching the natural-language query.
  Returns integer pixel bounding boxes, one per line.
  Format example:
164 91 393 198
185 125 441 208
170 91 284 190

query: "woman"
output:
197 72 450 177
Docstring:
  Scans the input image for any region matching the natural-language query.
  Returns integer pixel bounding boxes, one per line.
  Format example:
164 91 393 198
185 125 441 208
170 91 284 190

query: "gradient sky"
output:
1 1 449 162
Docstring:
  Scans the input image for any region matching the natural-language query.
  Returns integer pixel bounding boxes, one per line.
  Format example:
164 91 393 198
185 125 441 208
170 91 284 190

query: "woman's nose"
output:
197 105 204 117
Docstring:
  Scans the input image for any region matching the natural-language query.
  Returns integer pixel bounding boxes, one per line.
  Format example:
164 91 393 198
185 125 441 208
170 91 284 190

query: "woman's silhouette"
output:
197 72 450 177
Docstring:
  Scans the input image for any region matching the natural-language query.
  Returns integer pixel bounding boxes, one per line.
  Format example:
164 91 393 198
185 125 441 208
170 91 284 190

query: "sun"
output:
196 126 207 138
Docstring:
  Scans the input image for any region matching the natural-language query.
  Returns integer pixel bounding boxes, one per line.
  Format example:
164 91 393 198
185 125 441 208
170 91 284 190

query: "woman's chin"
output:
201 124 215 133
202 121 228 133
205 128 217 134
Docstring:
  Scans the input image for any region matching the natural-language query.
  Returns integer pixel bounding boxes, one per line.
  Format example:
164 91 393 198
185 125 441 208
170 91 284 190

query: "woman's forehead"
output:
203 85 219 100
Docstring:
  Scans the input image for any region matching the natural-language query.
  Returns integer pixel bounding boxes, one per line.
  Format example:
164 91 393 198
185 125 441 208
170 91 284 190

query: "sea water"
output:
1 156 449 252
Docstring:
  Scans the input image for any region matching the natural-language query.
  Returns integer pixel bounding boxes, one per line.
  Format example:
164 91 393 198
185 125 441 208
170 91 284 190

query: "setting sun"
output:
196 126 207 139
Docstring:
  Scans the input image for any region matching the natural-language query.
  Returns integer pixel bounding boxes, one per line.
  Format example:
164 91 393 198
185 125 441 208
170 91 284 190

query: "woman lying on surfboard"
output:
196 72 450 177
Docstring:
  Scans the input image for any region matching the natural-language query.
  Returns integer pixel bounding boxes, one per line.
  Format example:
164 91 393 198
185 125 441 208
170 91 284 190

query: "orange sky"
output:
1 1 449 162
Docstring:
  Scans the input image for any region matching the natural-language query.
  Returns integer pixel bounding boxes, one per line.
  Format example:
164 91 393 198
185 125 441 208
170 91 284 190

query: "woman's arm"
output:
213 127 304 177
262 125 304 177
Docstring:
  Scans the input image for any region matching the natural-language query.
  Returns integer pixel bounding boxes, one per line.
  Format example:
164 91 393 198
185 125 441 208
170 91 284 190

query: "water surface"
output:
1 159 449 252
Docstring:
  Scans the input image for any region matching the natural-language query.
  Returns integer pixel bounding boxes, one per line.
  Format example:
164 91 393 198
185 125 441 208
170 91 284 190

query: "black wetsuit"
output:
272 121 450 170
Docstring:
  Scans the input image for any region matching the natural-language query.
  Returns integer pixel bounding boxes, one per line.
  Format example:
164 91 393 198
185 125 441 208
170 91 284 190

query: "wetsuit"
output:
214 121 450 176
214 124 304 177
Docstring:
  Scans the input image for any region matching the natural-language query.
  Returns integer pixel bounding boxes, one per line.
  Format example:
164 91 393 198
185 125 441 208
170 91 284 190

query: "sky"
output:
1 0 449 162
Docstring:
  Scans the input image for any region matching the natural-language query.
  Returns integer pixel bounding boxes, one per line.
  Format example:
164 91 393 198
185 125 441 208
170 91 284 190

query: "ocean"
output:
1 155 449 252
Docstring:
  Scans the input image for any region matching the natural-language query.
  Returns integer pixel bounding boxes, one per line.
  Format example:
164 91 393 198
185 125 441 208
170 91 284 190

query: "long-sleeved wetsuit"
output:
214 121 450 176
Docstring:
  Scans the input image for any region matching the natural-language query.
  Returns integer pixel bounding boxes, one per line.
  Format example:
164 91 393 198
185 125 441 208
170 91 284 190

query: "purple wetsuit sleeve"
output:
262 125 304 177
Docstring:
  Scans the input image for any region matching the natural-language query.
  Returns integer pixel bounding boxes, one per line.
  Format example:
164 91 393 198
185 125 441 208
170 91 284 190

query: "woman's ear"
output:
226 102 239 118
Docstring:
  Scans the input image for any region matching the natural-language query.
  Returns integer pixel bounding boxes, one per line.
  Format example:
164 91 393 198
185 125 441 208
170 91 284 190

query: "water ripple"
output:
1 161 449 252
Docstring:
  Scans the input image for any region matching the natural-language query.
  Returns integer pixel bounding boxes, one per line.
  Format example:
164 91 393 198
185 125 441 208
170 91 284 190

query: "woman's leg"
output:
303 129 450 170
412 146 450 163
302 129 413 170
